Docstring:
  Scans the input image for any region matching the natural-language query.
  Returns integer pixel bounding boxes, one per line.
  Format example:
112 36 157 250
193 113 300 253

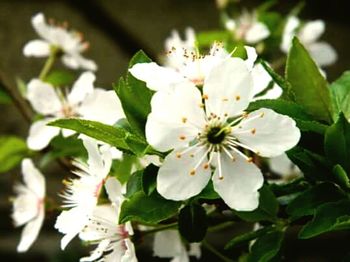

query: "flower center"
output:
206 126 227 144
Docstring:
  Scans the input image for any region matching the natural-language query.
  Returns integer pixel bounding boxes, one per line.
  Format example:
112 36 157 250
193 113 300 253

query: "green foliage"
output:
49 118 156 156
110 154 139 184
0 136 29 173
325 113 350 173
119 191 181 224
196 31 231 48
235 185 278 222
286 37 333 123
141 164 158 196
330 71 350 121
125 171 143 198
286 182 346 220
332 165 350 190
114 51 154 137
299 200 350 239
0 87 11 104
247 230 284 262
178 204 208 242
44 70 75 87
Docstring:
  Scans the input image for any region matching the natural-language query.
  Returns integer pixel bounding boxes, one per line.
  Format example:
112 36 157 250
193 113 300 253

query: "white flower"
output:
23 13 97 71
129 43 228 91
269 153 302 182
26 71 124 150
55 138 112 250
12 159 45 252
281 16 337 67
245 46 283 100
79 178 137 262
163 27 196 69
225 11 270 44
146 59 300 211
153 230 201 262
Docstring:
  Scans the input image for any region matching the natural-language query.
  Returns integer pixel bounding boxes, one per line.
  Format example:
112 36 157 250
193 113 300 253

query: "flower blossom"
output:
225 10 270 45
146 59 300 211
26 71 124 150
55 138 112 250
23 13 97 71
79 177 137 262
269 153 302 182
281 16 337 67
153 230 200 262
12 159 45 252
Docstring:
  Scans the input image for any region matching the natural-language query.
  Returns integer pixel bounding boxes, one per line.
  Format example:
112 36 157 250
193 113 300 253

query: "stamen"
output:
217 152 224 180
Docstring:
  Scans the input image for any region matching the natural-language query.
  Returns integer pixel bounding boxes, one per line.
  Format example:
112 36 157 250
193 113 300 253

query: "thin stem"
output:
202 240 233 262
208 221 235 233
39 47 59 80
142 223 178 236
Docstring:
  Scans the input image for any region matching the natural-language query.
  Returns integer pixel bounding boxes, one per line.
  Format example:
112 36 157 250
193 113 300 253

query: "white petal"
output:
22 159 45 198
78 89 125 125
157 146 211 201
225 19 236 31
82 138 112 178
23 40 50 57
12 185 38 226
245 22 270 44
121 239 138 262
212 152 263 211
31 13 51 41
27 118 60 150
244 46 258 69
308 42 338 67
17 208 44 253
203 58 253 118
153 230 184 258
80 239 111 262
146 82 205 152
129 62 184 91
68 71 95 105
189 243 201 259
281 16 300 53
55 207 90 250
269 153 301 177
62 128 75 137
299 20 325 45
233 108 301 157
62 54 98 71
105 177 123 205
26 79 61 115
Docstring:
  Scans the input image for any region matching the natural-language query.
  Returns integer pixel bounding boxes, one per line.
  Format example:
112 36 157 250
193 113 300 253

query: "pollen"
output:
203 163 209 169
235 95 241 101
181 117 188 123
190 154 194 158
190 169 196 176
176 153 182 159
247 157 253 163
199 103 205 108
179 135 186 140
219 176 224 180
260 112 265 118
222 97 229 102
202 94 209 100
251 128 256 135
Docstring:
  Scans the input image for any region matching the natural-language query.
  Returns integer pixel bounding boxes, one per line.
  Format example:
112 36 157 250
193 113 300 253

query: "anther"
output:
190 169 196 176
251 128 256 135
176 153 182 159
204 163 209 169
235 95 241 101
179 135 186 140
202 94 209 100
181 117 188 123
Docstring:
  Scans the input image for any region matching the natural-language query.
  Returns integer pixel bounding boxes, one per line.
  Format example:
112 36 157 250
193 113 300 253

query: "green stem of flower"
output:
208 221 235 233
202 240 233 262
142 222 178 236
39 46 59 80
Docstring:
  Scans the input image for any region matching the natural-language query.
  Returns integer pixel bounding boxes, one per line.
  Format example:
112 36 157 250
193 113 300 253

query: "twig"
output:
142 222 178 236
202 240 233 262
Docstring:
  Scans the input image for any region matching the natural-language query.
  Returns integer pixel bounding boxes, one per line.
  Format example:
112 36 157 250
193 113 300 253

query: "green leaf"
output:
225 225 274 250
141 164 158 196
0 87 11 104
325 113 350 172
194 180 220 200
119 191 181 224
299 200 350 239
269 177 310 197
0 136 29 173
332 165 350 190
110 154 138 184
235 185 278 222
44 70 75 87
49 118 152 156
178 204 207 242
247 230 284 262
285 37 333 122
115 51 154 137
286 182 345 220
330 71 350 121
125 171 143 198
196 31 231 48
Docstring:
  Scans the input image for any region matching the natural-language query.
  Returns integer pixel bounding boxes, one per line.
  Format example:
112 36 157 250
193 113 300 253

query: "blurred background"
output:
0 0 349 261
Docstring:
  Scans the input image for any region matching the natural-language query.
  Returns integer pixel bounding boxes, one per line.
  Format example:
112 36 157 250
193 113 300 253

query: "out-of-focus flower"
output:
153 230 201 262
12 159 45 252
269 153 302 182
23 13 97 71
79 178 137 262
281 16 337 67
55 138 112 250
146 59 300 211
26 72 124 150
225 11 270 45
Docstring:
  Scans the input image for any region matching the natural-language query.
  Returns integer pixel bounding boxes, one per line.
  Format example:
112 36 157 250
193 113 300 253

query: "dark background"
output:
0 0 349 261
